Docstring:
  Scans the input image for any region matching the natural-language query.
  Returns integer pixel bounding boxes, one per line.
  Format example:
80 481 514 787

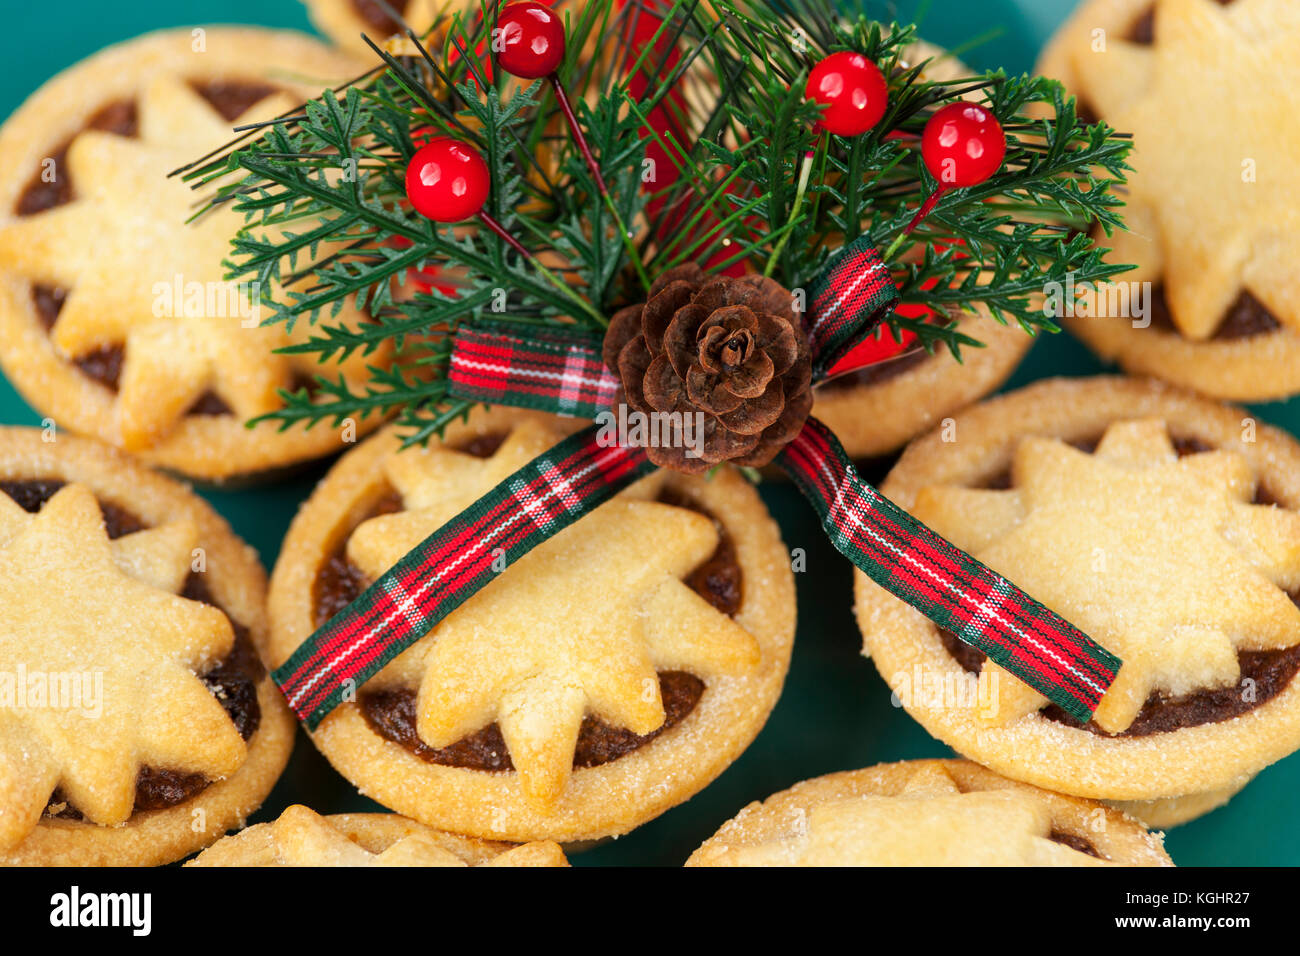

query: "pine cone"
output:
603 264 812 473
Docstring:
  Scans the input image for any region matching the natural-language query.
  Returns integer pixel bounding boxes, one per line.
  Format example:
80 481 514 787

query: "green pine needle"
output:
181 0 1134 445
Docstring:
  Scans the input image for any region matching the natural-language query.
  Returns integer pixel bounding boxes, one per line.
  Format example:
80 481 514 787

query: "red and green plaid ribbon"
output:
274 425 655 728
446 320 620 418
805 233 899 379
274 245 1121 727
776 417 1118 722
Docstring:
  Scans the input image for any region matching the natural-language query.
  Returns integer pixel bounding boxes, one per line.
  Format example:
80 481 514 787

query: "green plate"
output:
3 0 1297 866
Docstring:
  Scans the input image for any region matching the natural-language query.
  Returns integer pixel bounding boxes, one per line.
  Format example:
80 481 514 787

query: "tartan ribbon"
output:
775 417 1119 723
273 244 1122 727
805 233 899 379
446 320 620 418
274 425 656 728
445 237 898 416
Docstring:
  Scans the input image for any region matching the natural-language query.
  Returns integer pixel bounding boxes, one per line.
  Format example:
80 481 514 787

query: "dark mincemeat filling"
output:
1147 284 1282 341
938 432 1300 737
1128 0 1236 46
0 480 263 819
312 432 741 771
1048 829 1103 859
0 478 143 538
361 672 707 772
15 82 278 418
944 775 1105 859
15 101 139 216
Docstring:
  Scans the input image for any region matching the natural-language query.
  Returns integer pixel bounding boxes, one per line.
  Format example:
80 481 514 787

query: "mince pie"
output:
686 759 1172 866
267 407 796 843
0 29 386 482
1037 0 1300 400
856 376 1300 826
188 804 568 866
0 428 294 865
812 43 1032 460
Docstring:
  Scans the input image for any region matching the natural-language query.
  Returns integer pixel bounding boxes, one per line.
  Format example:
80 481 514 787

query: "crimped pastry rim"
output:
813 307 1032 458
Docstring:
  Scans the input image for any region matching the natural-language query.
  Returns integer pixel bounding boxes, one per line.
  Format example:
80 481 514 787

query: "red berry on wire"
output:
921 102 1007 188
404 138 490 223
805 51 888 137
496 1 566 79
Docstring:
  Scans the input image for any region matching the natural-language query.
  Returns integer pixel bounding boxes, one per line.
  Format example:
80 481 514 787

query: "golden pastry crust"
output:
1061 304 1300 402
0 29 384 483
0 428 294 866
268 407 796 843
1036 0 1300 400
187 805 568 866
813 308 1031 459
686 759 1172 866
855 376 1300 810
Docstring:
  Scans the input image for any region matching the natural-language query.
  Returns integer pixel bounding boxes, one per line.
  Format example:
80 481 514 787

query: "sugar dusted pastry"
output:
0 29 384 481
687 759 1172 866
1037 0 1300 400
188 805 568 867
268 407 796 843
856 377 1300 825
0 428 293 865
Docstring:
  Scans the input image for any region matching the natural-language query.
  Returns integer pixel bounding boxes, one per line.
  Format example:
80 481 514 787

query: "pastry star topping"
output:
913 419 1300 732
346 421 761 807
0 76 369 450
711 763 1106 866
265 805 565 867
0 485 244 850
1068 0 1300 337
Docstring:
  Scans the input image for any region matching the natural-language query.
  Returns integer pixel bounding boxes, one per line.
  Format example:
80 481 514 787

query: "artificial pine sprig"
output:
674 0 1133 354
179 0 1134 442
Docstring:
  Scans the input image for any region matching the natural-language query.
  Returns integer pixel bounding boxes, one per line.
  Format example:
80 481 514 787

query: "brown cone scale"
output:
603 264 812 473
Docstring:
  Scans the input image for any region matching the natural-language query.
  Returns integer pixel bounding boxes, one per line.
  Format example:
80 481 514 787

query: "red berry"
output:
405 138 490 223
805 51 888 137
496 1 566 79
921 102 1006 188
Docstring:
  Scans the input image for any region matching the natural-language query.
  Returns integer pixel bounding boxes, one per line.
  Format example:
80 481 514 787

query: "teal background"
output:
3 0 1297 866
